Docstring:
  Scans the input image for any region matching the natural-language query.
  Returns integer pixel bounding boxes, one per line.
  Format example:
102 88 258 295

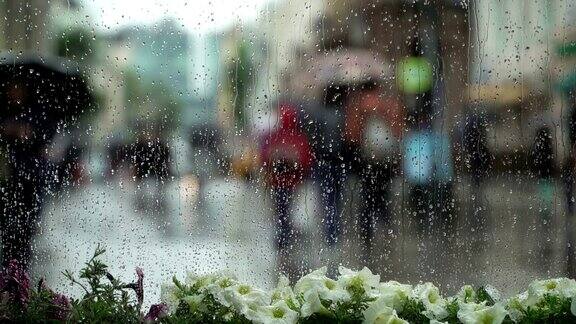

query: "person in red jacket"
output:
260 104 313 268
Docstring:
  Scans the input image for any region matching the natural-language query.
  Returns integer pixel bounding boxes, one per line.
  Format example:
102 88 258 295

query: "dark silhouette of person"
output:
301 84 349 247
129 129 171 212
463 114 492 187
260 104 313 277
344 80 405 262
529 126 555 263
0 55 92 268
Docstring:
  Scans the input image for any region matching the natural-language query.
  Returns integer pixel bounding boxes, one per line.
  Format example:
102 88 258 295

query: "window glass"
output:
1 0 576 320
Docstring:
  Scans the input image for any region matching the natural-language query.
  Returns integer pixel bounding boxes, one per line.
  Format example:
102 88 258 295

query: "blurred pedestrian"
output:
301 85 349 248
463 114 492 187
344 80 405 261
462 113 492 239
404 111 454 233
260 104 313 276
130 128 171 213
529 126 556 260
0 57 92 269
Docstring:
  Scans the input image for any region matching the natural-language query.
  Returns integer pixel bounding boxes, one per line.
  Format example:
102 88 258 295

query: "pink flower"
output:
136 267 144 305
38 277 71 321
144 303 168 323
0 260 30 306
51 293 71 321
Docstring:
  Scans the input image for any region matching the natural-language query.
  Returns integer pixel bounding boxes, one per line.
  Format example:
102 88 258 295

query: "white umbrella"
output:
291 49 392 96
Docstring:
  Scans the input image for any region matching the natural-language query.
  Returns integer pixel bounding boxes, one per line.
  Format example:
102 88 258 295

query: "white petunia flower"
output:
457 302 507 324
507 278 576 323
571 297 576 317
160 282 183 313
376 281 413 311
182 294 207 313
294 267 350 303
362 297 409 324
254 300 300 324
456 285 477 304
271 275 300 310
205 276 238 307
185 271 235 290
299 290 330 318
224 283 270 318
525 278 576 306
506 291 528 323
338 266 381 296
412 283 448 320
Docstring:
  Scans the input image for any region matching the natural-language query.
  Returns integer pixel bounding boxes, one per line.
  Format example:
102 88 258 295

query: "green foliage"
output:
123 70 180 129
397 298 429 324
443 298 460 324
332 288 373 323
227 42 254 130
0 286 65 323
56 28 96 63
64 245 142 323
476 287 496 306
516 294 573 324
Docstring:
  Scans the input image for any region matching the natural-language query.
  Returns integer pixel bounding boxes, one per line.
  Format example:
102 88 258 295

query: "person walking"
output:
302 85 350 248
0 56 92 269
344 80 405 263
529 126 556 266
260 103 313 277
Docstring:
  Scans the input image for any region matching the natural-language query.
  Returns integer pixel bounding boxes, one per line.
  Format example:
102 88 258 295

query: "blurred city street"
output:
2 0 576 320
31 172 573 305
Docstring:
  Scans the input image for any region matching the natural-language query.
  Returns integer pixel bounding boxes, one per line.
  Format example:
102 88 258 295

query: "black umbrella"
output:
0 53 93 148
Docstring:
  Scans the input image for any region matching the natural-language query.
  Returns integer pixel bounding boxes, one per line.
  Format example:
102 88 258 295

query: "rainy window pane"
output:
1 0 576 316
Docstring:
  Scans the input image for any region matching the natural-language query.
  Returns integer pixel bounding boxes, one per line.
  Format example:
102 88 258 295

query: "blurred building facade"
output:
470 0 576 165
1 0 52 53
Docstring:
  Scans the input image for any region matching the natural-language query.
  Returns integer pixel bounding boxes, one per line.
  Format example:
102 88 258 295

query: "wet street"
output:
31 174 574 306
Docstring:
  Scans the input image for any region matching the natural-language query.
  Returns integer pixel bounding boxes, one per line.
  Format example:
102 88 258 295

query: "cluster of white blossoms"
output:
506 277 576 322
160 267 576 324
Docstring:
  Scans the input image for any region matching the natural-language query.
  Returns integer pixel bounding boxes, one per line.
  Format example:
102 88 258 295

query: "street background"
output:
0 0 576 308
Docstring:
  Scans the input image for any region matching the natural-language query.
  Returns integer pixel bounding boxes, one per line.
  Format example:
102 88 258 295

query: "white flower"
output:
187 270 237 291
457 302 507 324
362 298 409 324
271 275 300 310
299 289 329 318
160 282 183 313
506 291 528 322
507 278 576 322
412 283 448 320
182 294 207 313
205 276 238 307
375 281 413 311
571 297 576 317
525 278 576 306
338 266 381 296
185 271 232 290
254 300 300 324
294 267 350 303
224 283 270 318
456 285 477 304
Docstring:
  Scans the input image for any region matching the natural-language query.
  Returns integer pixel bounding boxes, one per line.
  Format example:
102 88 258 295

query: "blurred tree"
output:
123 70 180 133
56 27 96 63
227 43 253 130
